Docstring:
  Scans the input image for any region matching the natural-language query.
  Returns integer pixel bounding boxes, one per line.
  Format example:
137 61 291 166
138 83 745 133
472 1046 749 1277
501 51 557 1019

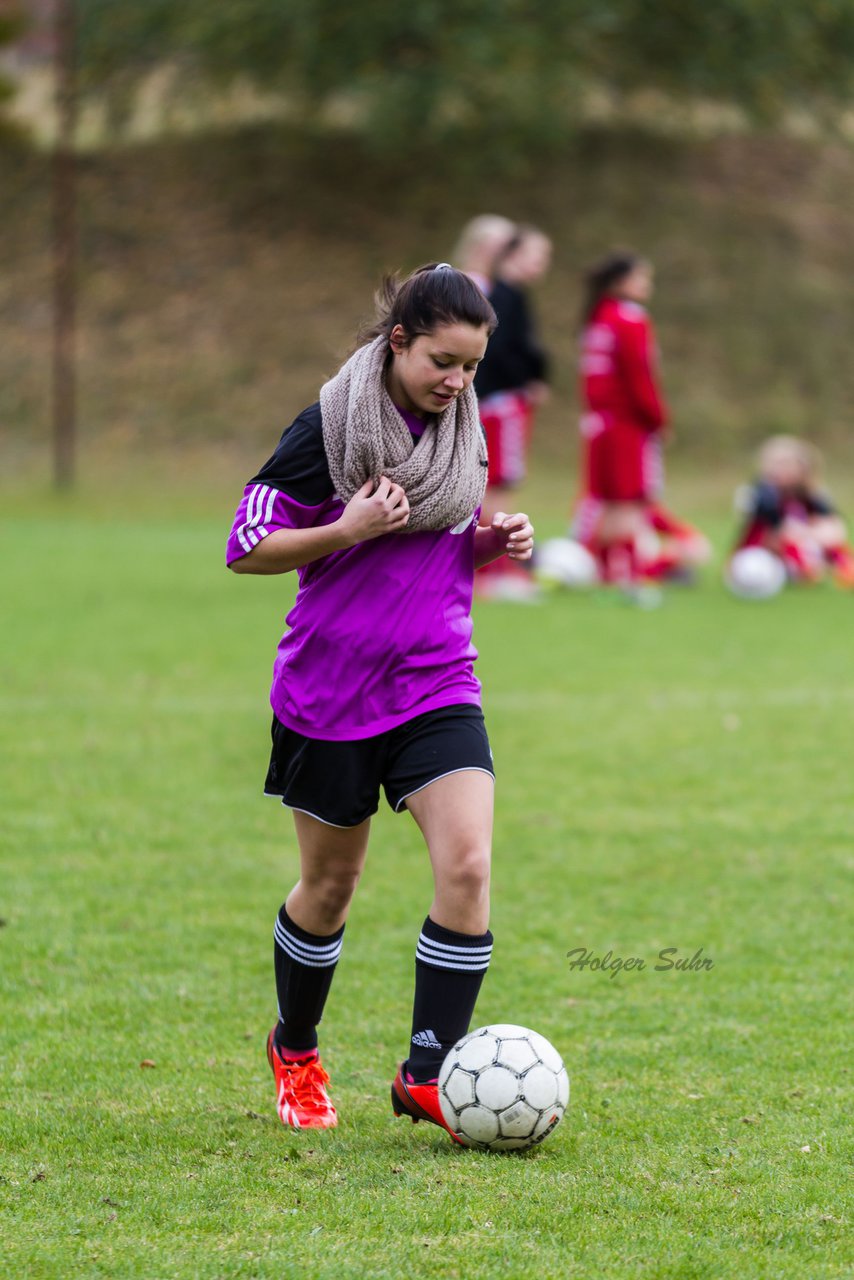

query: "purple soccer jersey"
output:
226 405 483 740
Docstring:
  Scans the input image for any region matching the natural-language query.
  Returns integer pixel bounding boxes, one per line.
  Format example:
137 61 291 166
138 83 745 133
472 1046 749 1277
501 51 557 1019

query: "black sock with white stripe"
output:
407 916 493 1083
273 905 344 1055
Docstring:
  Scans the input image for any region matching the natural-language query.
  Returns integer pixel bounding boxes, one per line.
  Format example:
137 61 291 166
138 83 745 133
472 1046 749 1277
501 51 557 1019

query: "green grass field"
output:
1 472 851 1279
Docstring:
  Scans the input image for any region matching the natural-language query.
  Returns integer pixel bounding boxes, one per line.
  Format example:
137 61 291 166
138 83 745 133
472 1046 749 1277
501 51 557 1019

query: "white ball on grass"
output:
438 1024 569 1152
725 547 786 599
534 538 599 590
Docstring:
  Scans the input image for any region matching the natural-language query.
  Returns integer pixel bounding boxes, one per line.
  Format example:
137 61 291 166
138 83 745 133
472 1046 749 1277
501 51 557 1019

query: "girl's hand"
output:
491 511 534 561
338 476 410 545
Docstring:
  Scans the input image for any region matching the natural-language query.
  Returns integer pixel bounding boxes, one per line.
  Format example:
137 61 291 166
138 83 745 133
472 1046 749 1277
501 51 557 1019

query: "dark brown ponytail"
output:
358 262 497 348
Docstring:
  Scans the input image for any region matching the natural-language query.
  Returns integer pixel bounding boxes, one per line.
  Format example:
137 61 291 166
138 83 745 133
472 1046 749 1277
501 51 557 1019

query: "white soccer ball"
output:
438 1024 569 1151
725 547 786 600
534 538 599 590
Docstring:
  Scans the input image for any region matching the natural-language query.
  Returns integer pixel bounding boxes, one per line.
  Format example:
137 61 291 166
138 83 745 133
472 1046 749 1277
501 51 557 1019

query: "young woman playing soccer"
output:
226 264 534 1135
573 251 709 588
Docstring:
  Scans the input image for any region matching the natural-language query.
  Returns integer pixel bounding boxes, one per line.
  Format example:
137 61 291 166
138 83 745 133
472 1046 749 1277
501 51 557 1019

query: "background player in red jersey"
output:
734 435 854 587
478 225 552 491
573 251 709 588
469 224 553 600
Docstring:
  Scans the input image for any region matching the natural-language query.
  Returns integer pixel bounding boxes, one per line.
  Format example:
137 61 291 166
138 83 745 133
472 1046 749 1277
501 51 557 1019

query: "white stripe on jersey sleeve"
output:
247 483 265 528
235 484 277 553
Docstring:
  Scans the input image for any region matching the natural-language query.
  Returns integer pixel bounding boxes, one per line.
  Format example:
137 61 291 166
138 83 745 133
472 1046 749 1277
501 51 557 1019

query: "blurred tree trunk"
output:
52 0 76 489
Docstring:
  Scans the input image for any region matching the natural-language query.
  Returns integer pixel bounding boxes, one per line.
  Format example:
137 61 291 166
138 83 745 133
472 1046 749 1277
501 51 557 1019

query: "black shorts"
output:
264 704 494 828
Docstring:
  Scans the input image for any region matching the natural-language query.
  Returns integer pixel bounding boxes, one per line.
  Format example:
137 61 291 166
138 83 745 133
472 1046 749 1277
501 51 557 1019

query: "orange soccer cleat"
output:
831 557 854 590
391 1065 463 1144
266 1029 337 1130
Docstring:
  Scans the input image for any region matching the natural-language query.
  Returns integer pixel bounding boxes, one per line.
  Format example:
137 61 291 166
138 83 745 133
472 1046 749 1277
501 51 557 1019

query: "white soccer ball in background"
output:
438 1024 569 1151
725 547 787 600
534 538 599 590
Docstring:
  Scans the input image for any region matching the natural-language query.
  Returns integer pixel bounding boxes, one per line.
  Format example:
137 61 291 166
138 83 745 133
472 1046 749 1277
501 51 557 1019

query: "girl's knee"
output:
304 865 362 917
445 845 491 896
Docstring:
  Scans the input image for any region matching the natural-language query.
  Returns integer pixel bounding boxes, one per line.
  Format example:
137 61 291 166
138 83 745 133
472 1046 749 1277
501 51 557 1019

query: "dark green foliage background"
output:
74 0 854 145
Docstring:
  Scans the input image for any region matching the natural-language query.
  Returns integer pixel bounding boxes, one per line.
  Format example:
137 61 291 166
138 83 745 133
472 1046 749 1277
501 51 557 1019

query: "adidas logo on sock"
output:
411 1029 442 1050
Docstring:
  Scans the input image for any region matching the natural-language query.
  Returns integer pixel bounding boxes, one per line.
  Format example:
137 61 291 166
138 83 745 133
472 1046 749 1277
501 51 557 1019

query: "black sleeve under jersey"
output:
513 288 549 385
474 282 549 399
250 402 334 505
804 490 836 517
749 481 785 528
749 480 837 526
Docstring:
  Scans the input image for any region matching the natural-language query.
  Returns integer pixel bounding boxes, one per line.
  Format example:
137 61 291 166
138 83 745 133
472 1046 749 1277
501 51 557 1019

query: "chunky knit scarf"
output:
319 335 487 533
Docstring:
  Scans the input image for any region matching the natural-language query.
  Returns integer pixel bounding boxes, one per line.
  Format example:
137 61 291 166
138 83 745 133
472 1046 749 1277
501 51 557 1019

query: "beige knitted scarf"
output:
319 335 487 532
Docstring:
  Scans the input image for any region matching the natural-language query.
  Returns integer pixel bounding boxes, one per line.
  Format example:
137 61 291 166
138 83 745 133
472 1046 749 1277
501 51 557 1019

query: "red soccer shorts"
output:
481 391 533 488
581 414 662 503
